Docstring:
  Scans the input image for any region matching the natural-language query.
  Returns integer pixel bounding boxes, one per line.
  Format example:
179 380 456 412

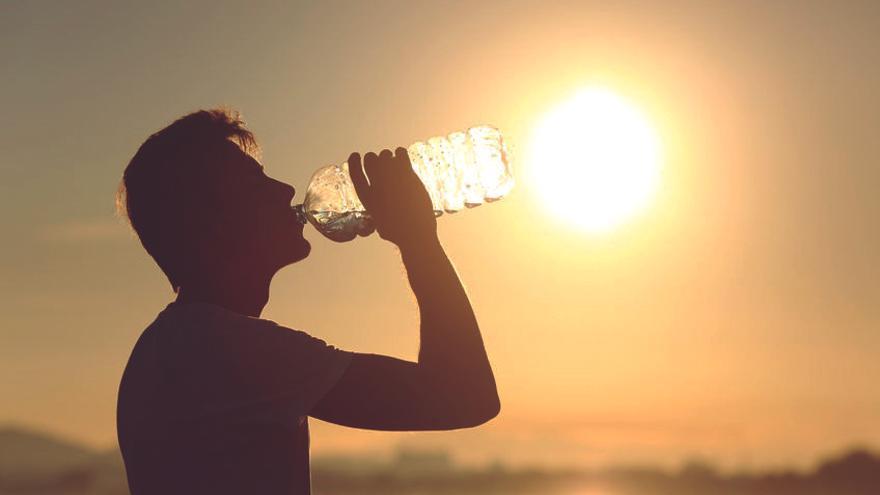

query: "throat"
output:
176 271 273 317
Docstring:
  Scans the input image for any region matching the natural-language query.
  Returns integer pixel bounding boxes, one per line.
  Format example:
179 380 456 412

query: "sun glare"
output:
528 87 662 233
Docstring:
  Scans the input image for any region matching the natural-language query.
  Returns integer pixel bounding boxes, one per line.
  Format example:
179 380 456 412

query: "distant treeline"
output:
0 424 877 495
310 449 880 495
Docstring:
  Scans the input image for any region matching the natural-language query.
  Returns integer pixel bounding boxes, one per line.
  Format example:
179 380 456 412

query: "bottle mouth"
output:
291 204 308 225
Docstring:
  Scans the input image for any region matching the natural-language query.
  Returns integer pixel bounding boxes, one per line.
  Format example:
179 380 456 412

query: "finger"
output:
375 149 395 182
347 152 371 209
395 146 413 173
363 151 381 184
382 147 410 190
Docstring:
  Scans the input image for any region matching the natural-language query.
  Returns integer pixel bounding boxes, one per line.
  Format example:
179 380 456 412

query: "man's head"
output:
118 109 310 292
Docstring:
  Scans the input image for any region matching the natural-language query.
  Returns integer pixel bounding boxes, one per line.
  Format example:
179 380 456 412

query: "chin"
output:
295 240 311 261
265 231 310 270
286 238 311 264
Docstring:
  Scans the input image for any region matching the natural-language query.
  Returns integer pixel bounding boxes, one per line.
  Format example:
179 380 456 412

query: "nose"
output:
270 177 296 204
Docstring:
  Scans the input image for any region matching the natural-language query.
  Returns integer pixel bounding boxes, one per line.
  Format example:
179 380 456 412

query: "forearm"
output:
327 148 499 428
399 236 497 399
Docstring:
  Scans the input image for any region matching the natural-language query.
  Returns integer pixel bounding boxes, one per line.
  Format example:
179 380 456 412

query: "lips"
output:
291 204 310 226
290 207 304 225
287 208 308 234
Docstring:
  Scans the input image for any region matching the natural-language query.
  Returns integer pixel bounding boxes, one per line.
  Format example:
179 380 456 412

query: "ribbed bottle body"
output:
299 125 513 242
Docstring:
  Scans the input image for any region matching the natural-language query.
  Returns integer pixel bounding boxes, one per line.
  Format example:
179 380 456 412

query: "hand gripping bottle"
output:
293 126 514 242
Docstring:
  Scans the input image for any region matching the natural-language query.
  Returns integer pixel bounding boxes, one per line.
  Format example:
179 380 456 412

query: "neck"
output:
176 266 275 318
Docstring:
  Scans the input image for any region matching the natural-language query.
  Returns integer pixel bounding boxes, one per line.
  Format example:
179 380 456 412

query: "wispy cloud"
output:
36 218 131 243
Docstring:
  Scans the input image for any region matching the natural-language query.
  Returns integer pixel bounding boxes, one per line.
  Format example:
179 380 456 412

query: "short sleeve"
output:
231 320 354 416
159 306 353 422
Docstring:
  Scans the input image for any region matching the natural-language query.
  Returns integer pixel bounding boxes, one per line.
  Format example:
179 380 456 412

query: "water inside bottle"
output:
308 210 374 242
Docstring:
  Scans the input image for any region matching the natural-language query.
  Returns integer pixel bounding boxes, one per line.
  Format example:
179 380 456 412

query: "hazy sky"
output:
2 0 878 470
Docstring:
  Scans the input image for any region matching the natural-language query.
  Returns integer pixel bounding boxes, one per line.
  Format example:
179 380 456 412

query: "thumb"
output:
347 152 372 211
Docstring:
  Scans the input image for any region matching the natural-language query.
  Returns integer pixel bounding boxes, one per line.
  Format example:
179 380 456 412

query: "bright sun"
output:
528 87 662 233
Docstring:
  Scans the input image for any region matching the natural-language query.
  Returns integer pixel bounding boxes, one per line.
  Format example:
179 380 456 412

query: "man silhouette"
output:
115 109 500 494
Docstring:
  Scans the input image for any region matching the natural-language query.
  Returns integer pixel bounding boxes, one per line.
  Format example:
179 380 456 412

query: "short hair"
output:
117 109 259 291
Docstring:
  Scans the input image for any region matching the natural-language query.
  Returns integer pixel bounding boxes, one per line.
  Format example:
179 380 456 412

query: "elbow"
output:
458 389 501 428
481 393 501 423
425 369 500 429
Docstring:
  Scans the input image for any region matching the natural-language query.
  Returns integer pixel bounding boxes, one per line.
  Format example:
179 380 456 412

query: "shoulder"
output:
159 301 338 353
158 301 282 338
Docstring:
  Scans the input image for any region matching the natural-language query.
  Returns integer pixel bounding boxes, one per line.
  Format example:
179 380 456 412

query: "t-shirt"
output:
117 301 353 495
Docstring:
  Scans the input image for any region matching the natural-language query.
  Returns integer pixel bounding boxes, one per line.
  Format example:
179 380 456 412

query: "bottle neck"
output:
291 204 308 224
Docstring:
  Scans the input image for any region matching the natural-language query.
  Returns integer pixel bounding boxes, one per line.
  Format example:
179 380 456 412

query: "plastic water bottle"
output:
293 125 514 242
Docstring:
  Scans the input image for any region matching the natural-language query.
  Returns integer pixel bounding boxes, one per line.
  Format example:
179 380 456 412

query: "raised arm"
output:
309 148 500 430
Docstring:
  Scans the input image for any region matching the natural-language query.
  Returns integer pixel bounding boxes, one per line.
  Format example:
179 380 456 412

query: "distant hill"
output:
0 425 127 495
0 425 98 478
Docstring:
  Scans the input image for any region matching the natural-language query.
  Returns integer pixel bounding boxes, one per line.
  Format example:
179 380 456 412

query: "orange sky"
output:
1 0 878 470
